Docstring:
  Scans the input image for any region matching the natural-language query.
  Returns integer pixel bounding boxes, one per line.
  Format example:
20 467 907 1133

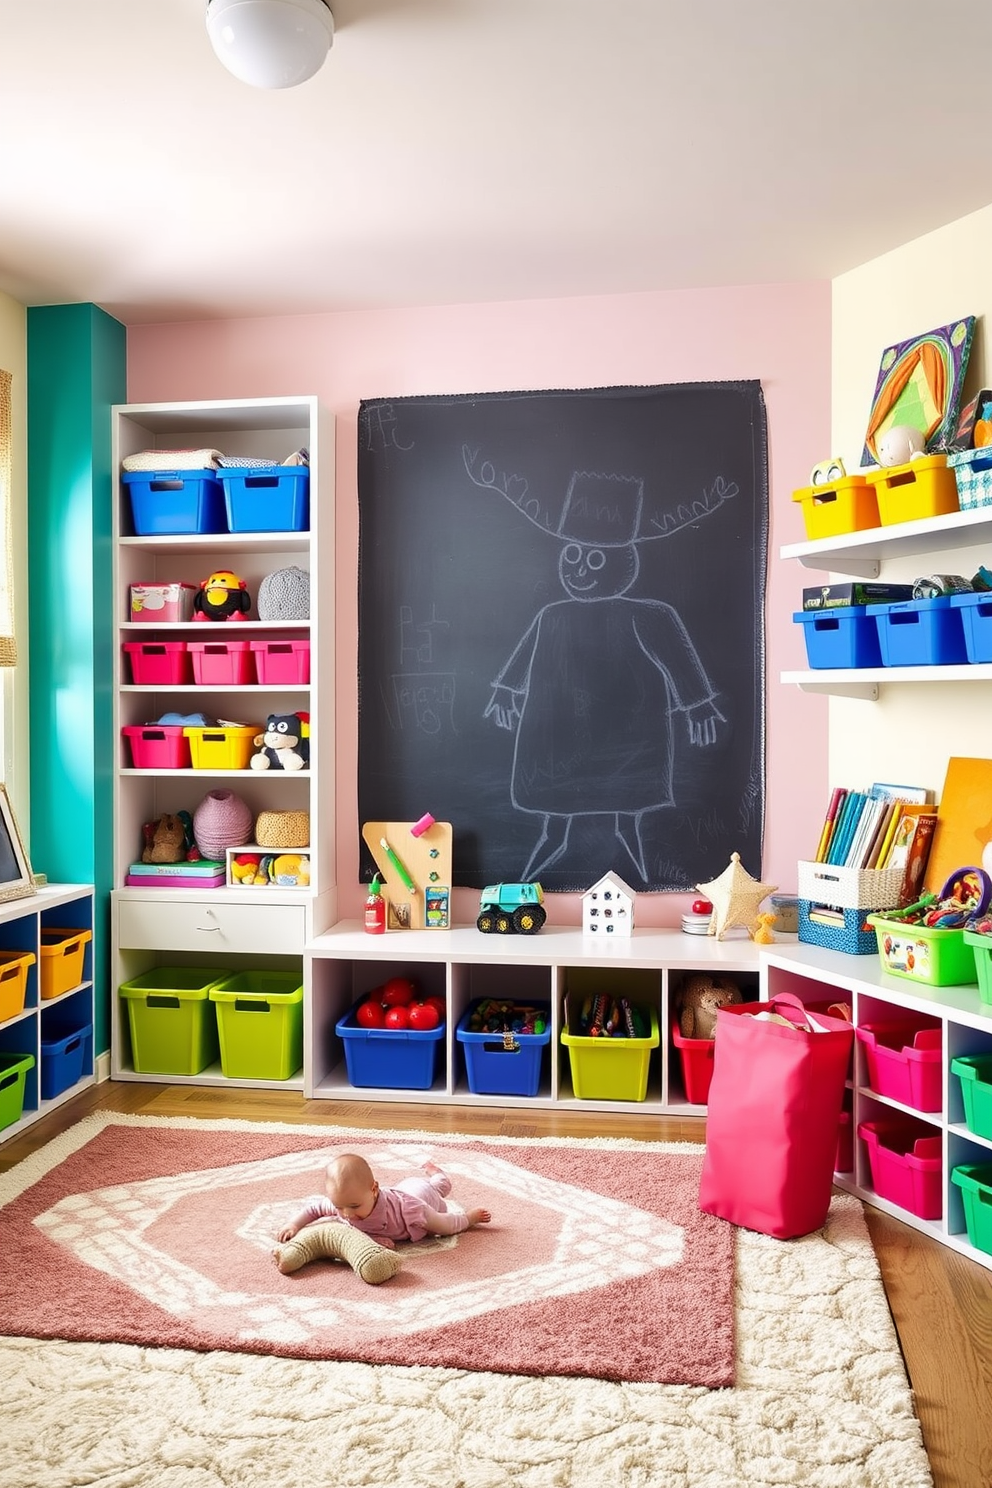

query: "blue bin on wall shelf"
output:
793 605 882 669
872 596 967 666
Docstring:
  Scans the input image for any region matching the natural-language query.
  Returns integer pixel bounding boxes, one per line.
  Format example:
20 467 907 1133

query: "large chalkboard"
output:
357 381 768 893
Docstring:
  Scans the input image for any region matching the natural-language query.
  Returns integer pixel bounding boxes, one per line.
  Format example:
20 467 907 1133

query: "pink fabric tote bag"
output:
698 992 854 1239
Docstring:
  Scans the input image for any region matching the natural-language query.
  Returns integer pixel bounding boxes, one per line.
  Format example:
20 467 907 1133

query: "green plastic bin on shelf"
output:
208 970 304 1080
119 967 226 1075
0 1051 34 1131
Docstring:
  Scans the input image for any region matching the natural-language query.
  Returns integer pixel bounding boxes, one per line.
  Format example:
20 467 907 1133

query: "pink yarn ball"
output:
193 790 254 859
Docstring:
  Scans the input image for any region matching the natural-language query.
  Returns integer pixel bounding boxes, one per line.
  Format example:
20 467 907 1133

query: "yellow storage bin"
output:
561 1002 659 1101
792 474 879 541
0 951 35 1022
183 724 259 771
39 929 91 1001
864 454 960 526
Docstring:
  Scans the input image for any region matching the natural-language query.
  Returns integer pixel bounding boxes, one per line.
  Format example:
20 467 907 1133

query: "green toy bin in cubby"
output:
951 1163 992 1258
951 1054 992 1141
208 969 304 1080
119 967 226 1075
0 1051 34 1131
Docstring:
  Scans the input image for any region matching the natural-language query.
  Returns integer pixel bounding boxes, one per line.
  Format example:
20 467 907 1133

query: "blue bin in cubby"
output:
456 1001 551 1097
40 1021 92 1099
122 470 227 536
950 591 992 663
873 596 967 666
793 606 882 669
336 1000 444 1090
218 466 309 533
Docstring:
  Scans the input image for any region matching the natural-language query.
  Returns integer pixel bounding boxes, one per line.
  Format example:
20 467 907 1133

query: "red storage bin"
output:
858 1119 942 1220
856 1021 942 1112
121 724 191 769
188 640 254 686
250 638 311 684
670 1019 715 1104
122 640 192 685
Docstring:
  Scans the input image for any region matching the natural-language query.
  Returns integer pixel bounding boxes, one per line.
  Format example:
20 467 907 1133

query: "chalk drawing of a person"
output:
477 468 730 882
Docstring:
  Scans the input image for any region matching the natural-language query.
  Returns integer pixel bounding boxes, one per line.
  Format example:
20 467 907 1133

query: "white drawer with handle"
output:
117 897 306 955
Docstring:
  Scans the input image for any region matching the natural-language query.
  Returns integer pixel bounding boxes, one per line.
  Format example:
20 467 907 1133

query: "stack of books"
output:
125 859 226 889
811 781 937 907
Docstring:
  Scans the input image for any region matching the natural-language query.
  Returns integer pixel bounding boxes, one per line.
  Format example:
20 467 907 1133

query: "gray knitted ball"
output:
258 566 310 621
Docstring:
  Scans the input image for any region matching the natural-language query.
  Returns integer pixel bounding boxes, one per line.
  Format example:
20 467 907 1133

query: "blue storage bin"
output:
122 470 227 536
335 1000 444 1090
456 1001 551 1097
873 596 967 666
793 605 882 669
799 901 878 955
219 466 309 533
40 1020 92 1099
950 591 992 663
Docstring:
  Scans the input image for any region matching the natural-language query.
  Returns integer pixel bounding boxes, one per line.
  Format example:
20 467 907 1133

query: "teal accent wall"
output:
27 304 126 1057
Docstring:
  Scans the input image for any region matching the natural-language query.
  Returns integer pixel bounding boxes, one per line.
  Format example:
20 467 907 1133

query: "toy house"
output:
582 871 636 936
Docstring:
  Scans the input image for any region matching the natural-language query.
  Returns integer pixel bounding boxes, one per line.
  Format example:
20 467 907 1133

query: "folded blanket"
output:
122 448 223 473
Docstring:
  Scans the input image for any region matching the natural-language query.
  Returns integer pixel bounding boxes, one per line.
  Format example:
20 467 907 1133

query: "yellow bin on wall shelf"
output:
864 454 960 526
792 473 880 541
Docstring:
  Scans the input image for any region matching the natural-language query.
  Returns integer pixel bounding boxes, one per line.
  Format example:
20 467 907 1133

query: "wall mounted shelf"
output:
780 503 992 577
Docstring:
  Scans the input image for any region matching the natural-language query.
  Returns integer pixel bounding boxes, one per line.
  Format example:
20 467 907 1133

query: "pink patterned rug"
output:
0 1114 734 1386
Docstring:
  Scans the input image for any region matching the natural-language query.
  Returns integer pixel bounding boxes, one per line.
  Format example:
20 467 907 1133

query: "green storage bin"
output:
867 915 976 987
951 1163 992 1257
963 930 992 1005
0 1051 34 1131
560 1003 659 1101
119 967 225 1075
209 970 303 1080
951 1054 992 1140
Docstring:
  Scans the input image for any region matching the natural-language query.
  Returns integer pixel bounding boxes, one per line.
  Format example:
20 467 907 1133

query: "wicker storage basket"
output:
255 810 310 848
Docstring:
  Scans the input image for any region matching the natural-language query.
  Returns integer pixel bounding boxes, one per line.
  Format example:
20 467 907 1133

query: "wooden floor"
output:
3 1080 991 1488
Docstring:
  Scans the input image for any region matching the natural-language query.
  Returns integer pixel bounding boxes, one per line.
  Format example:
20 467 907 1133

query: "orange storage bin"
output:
864 454 960 526
40 928 92 1001
0 950 36 1021
792 474 880 541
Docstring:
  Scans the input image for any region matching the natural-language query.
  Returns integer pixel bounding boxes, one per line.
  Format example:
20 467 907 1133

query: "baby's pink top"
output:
295 1172 466 1244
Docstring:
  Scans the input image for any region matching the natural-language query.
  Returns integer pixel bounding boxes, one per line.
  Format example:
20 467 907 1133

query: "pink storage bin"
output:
188 640 254 686
856 1021 942 1112
123 640 192 686
121 724 191 769
858 1119 942 1220
129 581 197 623
250 638 311 684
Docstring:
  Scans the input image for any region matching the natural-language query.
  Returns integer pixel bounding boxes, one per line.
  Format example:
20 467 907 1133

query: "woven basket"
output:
255 810 310 849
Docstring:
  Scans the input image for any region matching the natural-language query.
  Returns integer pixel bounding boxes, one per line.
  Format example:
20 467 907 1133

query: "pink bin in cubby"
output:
250 638 310 685
123 640 192 686
856 1021 942 1112
858 1119 942 1220
188 640 254 686
121 724 191 769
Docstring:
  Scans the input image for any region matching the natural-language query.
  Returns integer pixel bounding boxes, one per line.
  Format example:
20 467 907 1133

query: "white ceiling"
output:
1 0 991 326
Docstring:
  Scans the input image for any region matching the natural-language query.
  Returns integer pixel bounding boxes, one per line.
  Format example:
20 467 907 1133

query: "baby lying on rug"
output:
271 1152 492 1284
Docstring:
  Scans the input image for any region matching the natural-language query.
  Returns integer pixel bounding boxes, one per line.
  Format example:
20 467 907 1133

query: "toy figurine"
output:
193 570 252 621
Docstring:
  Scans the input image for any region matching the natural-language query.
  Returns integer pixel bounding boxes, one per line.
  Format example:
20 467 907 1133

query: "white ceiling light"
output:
206 0 334 90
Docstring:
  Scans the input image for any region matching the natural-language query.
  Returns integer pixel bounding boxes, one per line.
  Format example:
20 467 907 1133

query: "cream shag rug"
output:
0 1114 933 1488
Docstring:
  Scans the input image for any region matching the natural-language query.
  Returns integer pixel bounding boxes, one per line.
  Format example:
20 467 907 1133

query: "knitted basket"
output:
193 790 254 858
257 566 310 621
255 810 310 849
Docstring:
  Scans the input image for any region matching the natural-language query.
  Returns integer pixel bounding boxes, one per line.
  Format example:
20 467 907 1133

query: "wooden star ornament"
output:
695 852 778 941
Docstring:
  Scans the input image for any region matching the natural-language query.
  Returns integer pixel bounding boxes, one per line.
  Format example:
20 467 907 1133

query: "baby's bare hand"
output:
467 1208 491 1227
277 1225 297 1243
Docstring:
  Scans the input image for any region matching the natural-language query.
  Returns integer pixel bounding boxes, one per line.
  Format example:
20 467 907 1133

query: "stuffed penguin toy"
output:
193 570 251 621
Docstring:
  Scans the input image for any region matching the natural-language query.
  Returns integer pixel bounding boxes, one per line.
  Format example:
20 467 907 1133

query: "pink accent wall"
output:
128 283 830 926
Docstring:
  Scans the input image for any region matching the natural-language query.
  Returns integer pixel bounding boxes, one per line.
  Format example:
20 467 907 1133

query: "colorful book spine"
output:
815 787 847 862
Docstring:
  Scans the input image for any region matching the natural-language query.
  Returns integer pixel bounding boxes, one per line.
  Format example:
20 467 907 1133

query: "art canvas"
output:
924 755 992 894
861 317 975 467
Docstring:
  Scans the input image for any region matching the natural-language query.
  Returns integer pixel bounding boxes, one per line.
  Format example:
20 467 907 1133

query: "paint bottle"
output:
364 874 386 934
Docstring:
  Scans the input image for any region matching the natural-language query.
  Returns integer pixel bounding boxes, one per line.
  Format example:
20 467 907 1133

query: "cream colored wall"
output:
0 291 30 837
830 205 992 804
